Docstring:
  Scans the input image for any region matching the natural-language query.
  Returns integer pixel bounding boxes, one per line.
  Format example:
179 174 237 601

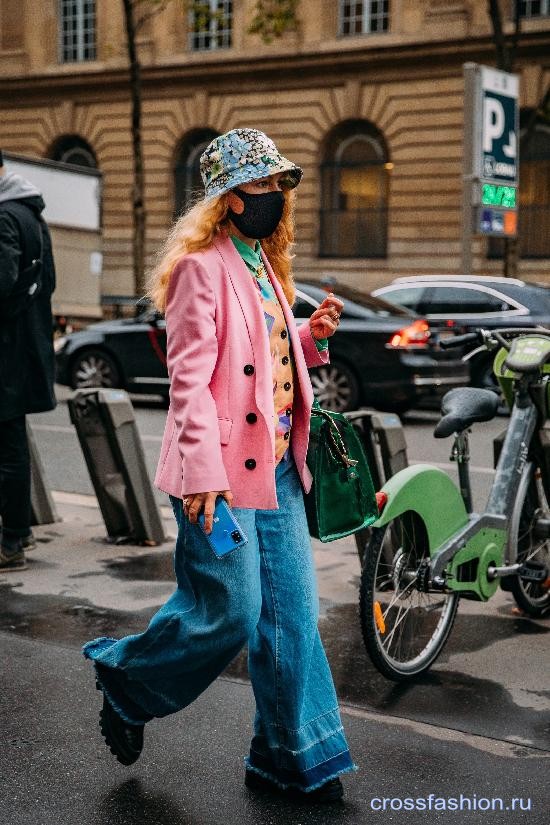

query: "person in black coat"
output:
0 150 56 570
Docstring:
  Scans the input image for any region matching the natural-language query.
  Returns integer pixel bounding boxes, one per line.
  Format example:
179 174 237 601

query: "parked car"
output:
373 275 550 392
55 281 469 413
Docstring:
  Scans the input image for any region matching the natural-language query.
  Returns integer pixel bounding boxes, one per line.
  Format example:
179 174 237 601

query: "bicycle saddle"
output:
434 387 500 438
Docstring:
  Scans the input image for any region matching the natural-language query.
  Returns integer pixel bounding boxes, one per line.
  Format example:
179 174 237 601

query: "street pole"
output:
462 64 476 275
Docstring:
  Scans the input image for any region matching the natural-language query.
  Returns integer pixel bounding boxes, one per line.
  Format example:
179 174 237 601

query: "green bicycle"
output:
359 327 550 681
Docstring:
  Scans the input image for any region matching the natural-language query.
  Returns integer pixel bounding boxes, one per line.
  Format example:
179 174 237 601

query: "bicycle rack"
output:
343 408 409 563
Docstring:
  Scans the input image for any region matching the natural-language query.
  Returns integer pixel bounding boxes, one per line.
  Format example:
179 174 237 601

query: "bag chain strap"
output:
317 410 358 469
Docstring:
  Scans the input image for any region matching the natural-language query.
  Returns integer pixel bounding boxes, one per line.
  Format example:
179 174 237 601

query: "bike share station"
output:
357 64 550 683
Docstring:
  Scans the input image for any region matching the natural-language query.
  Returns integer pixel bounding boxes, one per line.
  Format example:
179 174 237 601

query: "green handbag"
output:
304 398 378 542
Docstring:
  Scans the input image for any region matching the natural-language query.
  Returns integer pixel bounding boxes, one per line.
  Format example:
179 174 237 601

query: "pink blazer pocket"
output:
217 417 233 445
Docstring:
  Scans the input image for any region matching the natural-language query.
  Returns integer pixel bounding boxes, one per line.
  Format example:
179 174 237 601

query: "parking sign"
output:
480 69 518 184
463 63 519 244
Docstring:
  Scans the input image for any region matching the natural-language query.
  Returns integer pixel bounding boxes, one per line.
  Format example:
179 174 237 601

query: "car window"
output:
502 283 550 313
329 284 411 317
293 297 313 319
425 286 512 315
296 282 413 319
379 286 426 313
295 283 376 319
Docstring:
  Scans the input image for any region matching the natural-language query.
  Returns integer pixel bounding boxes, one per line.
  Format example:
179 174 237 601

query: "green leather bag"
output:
304 399 378 542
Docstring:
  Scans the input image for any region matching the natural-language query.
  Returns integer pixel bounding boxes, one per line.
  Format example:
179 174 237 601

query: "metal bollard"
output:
27 420 60 526
67 388 166 544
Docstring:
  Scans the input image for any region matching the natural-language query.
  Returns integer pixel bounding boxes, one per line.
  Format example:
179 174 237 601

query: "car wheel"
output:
309 361 360 412
69 348 122 390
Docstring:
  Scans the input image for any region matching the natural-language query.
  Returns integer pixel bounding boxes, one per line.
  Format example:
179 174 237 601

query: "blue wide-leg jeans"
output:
83 452 356 791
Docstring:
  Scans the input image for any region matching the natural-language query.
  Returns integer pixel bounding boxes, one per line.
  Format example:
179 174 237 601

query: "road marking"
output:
52 489 172 518
223 676 549 758
340 703 550 758
31 423 162 443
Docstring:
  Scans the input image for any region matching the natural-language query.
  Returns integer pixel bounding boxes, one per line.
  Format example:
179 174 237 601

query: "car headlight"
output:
54 336 68 353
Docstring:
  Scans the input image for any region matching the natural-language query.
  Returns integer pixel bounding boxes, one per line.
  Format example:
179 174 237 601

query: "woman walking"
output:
83 128 354 803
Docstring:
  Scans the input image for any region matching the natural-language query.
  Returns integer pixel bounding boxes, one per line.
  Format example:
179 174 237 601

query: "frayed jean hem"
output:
245 750 358 792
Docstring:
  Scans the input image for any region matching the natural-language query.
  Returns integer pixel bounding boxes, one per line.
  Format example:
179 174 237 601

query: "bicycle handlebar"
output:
440 326 550 350
439 332 481 349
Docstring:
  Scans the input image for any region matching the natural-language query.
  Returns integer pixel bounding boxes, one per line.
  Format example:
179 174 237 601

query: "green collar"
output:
230 234 263 272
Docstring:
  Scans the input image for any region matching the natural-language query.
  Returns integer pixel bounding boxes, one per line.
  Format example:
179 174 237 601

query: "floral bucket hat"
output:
200 128 303 198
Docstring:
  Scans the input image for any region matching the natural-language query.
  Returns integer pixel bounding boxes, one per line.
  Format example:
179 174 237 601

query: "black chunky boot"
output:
99 695 144 766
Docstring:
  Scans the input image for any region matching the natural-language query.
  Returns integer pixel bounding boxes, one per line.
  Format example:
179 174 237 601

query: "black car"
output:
55 282 469 413
373 275 550 392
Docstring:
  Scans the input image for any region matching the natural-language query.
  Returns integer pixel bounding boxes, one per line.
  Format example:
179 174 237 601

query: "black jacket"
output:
0 177 56 421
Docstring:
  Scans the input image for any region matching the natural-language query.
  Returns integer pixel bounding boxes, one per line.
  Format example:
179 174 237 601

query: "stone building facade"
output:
0 0 549 304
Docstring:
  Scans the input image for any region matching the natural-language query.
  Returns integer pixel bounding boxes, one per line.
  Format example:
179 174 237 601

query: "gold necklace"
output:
245 261 267 279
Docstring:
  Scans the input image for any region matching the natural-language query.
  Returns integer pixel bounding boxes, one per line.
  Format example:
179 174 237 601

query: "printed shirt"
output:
230 235 327 466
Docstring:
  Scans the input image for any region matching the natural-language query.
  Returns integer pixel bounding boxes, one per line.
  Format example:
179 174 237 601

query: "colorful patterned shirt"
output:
231 235 293 464
230 235 327 466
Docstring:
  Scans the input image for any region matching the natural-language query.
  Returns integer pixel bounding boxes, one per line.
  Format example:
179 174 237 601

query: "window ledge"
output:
306 257 391 267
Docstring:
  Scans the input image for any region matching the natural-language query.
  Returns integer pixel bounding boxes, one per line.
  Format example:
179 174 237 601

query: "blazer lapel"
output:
213 236 274 419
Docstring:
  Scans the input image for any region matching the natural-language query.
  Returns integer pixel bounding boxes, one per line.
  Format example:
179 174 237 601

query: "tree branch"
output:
508 0 521 72
135 0 173 32
248 0 299 44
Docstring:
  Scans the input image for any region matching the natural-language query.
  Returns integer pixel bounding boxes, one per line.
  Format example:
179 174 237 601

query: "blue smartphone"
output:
198 496 248 558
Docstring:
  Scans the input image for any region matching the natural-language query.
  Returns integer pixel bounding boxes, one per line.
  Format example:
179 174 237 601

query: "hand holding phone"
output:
184 490 233 534
197 496 248 558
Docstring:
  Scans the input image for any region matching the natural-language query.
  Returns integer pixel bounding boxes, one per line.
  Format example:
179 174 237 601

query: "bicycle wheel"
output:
359 511 459 680
508 464 550 617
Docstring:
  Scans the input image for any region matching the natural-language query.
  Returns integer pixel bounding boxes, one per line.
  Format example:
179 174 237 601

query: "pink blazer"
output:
154 234 329 509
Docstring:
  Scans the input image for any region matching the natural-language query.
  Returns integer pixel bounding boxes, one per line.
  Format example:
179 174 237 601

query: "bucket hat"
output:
200 128 302 198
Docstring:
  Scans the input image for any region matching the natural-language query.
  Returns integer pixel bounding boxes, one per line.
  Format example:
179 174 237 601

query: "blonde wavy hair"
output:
147 189 297 313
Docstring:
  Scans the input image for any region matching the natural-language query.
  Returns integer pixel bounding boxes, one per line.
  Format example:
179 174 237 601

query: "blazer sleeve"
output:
297 321 330 369
165 256 230 497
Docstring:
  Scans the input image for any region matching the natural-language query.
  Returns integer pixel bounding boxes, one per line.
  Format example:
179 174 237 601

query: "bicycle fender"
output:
373 464 469 556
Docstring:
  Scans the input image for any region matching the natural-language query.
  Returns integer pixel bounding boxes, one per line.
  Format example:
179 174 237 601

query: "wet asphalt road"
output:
0 388 548 823
2 631 548 825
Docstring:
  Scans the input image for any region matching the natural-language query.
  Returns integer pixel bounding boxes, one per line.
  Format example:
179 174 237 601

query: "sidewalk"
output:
7 489 363 622
1 496 548 824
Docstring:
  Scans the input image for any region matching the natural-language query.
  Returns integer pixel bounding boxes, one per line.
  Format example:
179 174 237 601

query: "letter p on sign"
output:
483 97 504 153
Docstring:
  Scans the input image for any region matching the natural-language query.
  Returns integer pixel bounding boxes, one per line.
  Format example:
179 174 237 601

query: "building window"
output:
59 0 96 63
174 128 219 216
488 122 550 259
189 0 232 51
339 0 390 35
49 135 98 169
320 121 390 258
519 124 550 257
518 0 550 18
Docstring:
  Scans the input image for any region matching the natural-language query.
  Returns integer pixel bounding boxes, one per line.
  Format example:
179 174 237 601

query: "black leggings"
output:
0 415 31 538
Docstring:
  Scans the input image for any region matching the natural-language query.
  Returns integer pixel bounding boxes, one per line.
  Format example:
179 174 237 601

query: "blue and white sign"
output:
463 63 519 247
480 68 518 184
480 209 492 233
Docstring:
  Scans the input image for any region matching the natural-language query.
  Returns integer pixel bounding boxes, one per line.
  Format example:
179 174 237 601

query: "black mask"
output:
228 188 285 240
